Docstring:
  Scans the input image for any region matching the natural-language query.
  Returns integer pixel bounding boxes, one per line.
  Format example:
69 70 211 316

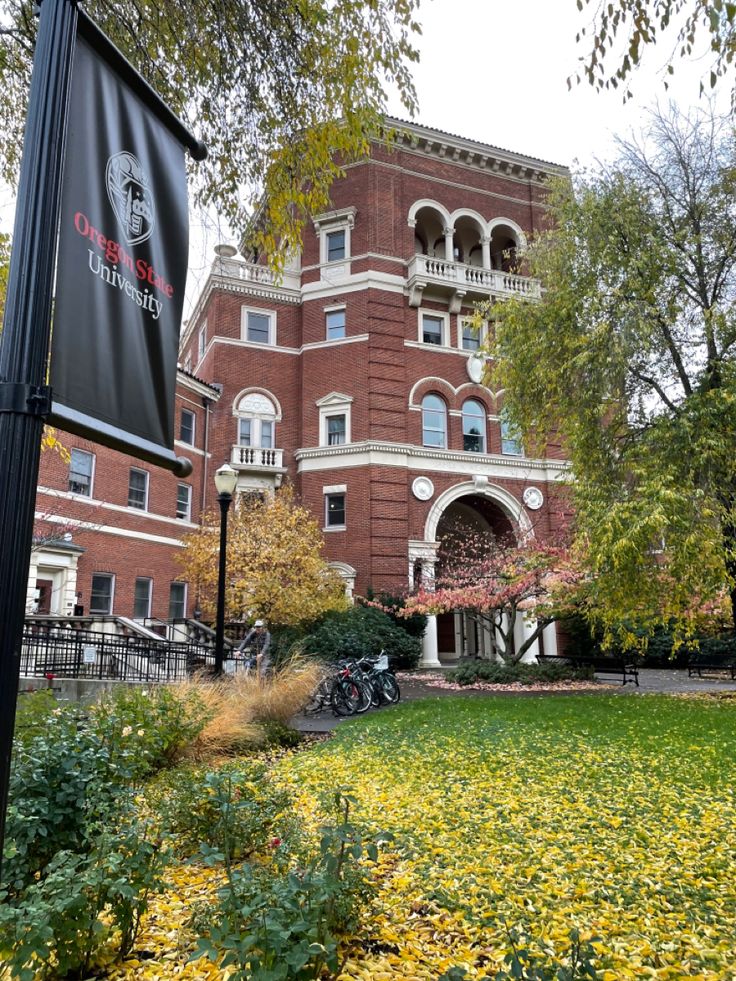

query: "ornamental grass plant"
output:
172 656 321 759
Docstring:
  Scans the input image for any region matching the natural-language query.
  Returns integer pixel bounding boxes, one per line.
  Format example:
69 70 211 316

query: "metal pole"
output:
0 0 79 883
213 492 232 674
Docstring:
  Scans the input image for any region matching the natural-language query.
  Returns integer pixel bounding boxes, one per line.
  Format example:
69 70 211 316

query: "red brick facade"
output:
33 121 571 662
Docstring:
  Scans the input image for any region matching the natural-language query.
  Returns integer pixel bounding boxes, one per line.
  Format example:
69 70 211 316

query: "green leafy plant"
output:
446 660 593 687
191 790 387 980
301 605 421 669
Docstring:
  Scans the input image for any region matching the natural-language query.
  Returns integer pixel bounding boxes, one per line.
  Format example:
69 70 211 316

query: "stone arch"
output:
232 387 283 420
424 480 532 544
408 198 451 228
408 376 458 409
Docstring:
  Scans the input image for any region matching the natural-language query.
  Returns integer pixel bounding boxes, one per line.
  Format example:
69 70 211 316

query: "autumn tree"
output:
0 0 420 264
179 488 348 627
400 524 580 664
486 104 736 645
573 0 736 103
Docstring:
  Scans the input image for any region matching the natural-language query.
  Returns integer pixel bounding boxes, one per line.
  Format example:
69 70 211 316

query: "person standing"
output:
237 619 271 677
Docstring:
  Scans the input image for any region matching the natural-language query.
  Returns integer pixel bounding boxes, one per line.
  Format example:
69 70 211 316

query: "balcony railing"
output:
213 255 300 291
407 254 540 307
231 445 284 469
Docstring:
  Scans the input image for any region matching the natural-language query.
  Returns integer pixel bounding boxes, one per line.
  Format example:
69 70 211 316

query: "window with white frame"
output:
462 399 486 453
325 307 346 340
90 573 114 615
183 353 192 373
133 577 152 619
69 448 94 496
198 321 207 361
325 492 346 529
314 208 356 269
420 310 448 346
422 394 447 448
241 307 276 345
501 410 523 455
235 392 278 448
168 581 187 619
128 468 149 510
179 408 195 445
460 317 484 351
176 483 192 520
317 392 353 447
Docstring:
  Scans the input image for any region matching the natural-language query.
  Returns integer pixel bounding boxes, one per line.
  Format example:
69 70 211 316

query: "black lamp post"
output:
213 462 238 674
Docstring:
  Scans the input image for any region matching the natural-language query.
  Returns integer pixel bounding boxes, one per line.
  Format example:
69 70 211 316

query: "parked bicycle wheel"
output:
303 675 332 715
379 672 401 704
353 677 374 713
331 677 362 716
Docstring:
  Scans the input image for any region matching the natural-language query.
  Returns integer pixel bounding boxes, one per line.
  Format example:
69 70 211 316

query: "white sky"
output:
1 0 731 316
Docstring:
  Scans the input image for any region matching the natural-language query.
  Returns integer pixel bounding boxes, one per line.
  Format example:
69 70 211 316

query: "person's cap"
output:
254 619 265 627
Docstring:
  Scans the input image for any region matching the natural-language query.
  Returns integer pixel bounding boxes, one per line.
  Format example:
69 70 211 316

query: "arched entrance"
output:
416 480 534 667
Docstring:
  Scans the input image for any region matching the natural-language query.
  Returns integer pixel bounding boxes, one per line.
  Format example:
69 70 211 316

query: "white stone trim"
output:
35 512 189 547
407 375 491 407
405 339 481 358
329 561 357 600
322 483 347 494
36 490 199 531
303 334 369 352
301 271 406 300
295 441 570 482
424 480 533 543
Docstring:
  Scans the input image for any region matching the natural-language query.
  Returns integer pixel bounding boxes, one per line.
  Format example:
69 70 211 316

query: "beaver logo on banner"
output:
106 151 156 246
50 36 189 452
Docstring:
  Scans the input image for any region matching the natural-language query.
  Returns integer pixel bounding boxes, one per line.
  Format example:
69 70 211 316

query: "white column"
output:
516 615 540 664
444 226 455 262
542 621 559 657
481 235 491 269
421 614 441 667
25 554 39 614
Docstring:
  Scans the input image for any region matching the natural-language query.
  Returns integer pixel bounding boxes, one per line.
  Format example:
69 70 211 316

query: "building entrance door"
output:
35 578 53 614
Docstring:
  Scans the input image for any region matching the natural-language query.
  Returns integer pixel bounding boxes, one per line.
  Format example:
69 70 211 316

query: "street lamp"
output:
213 462 238 674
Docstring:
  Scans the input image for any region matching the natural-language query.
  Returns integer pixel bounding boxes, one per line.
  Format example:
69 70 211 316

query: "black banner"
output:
50 34 189 452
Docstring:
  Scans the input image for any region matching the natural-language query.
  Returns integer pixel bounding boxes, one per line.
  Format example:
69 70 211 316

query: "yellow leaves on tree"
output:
179 487 348 627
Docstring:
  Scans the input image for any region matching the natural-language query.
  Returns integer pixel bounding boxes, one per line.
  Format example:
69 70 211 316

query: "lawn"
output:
272 693 736 979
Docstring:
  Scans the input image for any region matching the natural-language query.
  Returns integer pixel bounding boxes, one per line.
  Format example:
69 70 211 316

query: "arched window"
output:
462 399 486 453
236 392 277 448
422 394 447 449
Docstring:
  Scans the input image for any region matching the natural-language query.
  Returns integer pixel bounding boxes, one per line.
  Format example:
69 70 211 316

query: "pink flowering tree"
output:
400 525 582 664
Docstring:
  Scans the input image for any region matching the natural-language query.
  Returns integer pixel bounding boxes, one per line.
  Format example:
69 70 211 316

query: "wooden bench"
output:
687 651 736 679
536 653 639 686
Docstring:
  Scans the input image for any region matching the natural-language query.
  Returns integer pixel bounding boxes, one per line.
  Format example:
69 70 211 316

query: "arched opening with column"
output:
417 480 546 667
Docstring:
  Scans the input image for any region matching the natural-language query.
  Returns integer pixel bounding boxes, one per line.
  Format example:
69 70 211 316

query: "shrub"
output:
446 659 593 687
0 803 168 980
367 590 428 639
301 606 421 669
147 761 294 860
191 791 387 981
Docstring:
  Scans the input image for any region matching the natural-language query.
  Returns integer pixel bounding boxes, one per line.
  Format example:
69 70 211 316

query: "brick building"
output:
33 120 571 665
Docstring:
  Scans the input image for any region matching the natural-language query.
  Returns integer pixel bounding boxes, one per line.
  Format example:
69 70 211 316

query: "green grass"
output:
277 694 736 979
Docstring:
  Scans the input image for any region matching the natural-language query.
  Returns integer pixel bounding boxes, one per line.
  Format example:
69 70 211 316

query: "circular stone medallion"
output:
523 486 544 510
412 476 435 501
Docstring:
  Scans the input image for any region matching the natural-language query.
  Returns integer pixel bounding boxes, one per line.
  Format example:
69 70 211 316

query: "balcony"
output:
407 254 540 312
213 255 301 292
231 445 285 470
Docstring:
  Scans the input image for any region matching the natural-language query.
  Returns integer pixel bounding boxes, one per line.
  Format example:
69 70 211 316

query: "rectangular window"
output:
128 468 149 510
326 229 346 262
461 320 481 351
238 418 252 446
176 483 192 520
325 493 346 528
69 448 94 496
198 322 206 360
326 308 346 340
90 573 114 615
183 354 192 373
133 577 152 619
501 415 523 456
422 314 444 346
327 414 346 446
169 582 187 619
261 420 274 448
179 408 195 445
246 311 271 344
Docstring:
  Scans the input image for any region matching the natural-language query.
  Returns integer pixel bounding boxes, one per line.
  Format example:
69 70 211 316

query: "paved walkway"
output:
292 667 736 733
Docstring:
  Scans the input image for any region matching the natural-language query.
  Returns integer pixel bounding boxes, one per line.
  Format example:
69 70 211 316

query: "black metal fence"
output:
21 623 215 682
